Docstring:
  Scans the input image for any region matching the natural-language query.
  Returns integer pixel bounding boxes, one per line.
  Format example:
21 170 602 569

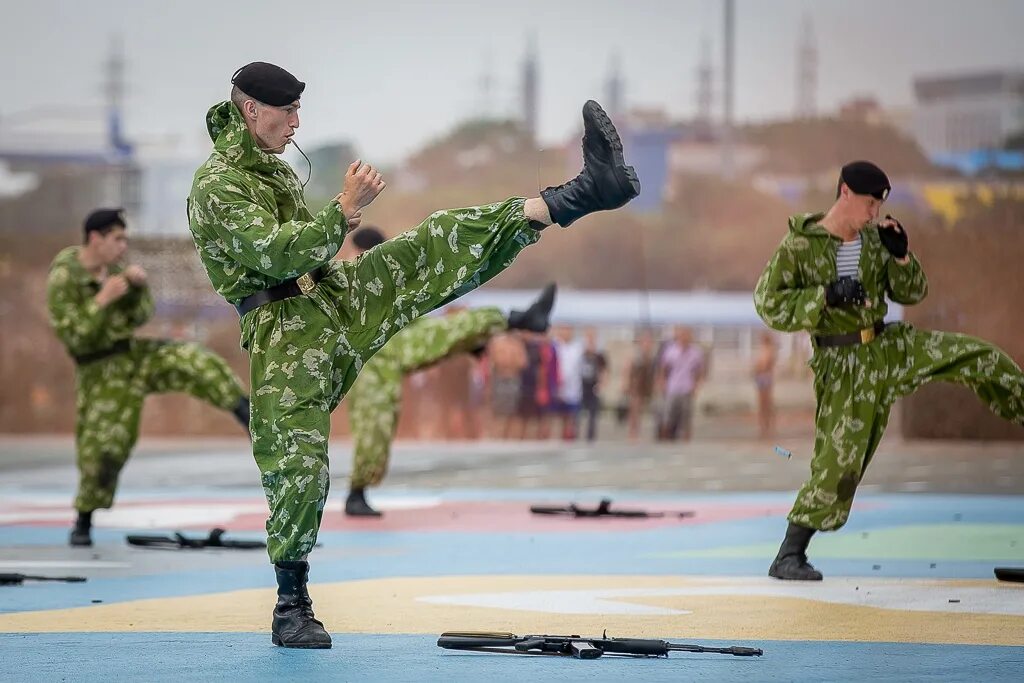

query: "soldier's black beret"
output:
83 208 126 234
840 160 890 200
231 62 305 106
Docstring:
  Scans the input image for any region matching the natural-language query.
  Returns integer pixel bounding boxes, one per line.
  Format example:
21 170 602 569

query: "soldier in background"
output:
46 209 250 548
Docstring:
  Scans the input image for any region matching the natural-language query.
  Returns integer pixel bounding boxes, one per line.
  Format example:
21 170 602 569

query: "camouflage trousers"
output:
74 338 247 512
348 307 508 489
791 322 1024 531
242 198 538 562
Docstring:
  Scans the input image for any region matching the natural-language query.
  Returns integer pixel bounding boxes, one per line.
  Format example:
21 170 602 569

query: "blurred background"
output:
2 0 1023 444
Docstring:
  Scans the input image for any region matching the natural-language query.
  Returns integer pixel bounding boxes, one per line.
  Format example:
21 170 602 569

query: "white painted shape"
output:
418 577 1024 617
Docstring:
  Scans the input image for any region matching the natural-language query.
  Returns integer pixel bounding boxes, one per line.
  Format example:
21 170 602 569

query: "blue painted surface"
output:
0 634 1022 683
2 491 1023 613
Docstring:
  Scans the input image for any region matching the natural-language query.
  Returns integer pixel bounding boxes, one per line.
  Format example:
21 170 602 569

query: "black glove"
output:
825 276 866 308
877 214 908 259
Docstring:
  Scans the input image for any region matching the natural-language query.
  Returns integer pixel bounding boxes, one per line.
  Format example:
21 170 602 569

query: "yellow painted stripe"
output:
1 575 1021 646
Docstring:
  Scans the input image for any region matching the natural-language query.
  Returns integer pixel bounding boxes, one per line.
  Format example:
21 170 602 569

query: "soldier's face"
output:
848 190 882 228
252 100 300 154
92 227 128 265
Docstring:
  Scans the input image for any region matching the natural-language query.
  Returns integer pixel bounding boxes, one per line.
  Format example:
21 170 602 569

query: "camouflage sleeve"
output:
885 253 928 305
189 183 349 280
45 263 108 354
120 283 155 329
753 235 826 332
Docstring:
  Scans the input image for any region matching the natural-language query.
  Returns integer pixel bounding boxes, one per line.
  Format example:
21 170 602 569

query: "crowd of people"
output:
407 321 774 444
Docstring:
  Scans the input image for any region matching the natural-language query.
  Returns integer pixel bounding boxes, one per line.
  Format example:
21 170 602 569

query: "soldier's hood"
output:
788 212 830 237
205 101 283 175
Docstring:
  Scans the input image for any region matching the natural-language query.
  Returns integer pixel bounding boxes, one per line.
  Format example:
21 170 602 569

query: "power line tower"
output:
605 52 624 121
522 35 538 143
476 50 495 119
721 0 735 178
696 37 713 130
103 34 131 154
795 13 818 119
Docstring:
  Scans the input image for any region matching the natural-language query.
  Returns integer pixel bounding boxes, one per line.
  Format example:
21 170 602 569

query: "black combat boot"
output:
69 510 93 547
344 487 382 517
506 283 557 333
272 560 333 648
768 522 824 581
540 100 640 227
233 397 251 439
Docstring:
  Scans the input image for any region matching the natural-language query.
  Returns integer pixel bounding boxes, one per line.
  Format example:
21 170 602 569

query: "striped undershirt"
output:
836 234 862 278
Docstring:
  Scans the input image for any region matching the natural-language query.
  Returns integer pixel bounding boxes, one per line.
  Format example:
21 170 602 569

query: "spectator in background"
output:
488 332 527 438
624 327 659 440
657 326 706 441
578 326 608 441
553 325 584 440
752 329 778 439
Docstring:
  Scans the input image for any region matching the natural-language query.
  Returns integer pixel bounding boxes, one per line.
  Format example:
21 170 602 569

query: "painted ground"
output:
2 473 1023 682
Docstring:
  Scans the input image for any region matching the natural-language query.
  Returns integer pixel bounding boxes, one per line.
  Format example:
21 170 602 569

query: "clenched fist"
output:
337 160 386 222
122 265 148 286
825 276 866 308
96 274 130 308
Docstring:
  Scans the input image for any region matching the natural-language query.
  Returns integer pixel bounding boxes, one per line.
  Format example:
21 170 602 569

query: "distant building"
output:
912 69 1024 155
0 109 139 235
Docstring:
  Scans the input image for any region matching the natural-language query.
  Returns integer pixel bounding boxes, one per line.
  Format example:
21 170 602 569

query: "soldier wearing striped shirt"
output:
755 160 1024 581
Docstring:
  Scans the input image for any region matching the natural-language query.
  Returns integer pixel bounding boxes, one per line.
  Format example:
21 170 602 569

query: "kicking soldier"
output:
186 61 640 647
46 209 250 547
755 160 1024 581
340 228 556 517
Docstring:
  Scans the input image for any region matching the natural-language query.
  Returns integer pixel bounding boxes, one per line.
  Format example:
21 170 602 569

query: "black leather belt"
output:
73 339 131 365
814 321 887 349
234 267 325 317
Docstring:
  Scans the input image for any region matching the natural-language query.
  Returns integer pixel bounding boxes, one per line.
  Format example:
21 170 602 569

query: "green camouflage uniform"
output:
348 307 507 488
755 213 1024 531
46 246 247 512
187 101 539 562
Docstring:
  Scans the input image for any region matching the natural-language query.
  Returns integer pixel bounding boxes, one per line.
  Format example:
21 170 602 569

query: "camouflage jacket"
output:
754 212 928 335
187 101 349 305
46 246 154 358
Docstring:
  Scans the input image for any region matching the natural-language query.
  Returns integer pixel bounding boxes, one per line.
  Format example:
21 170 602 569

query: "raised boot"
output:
69 510 93 547
506 283 557 333
272 561 333 648
768 522 823 581
540 100 640 227
344 487 382 518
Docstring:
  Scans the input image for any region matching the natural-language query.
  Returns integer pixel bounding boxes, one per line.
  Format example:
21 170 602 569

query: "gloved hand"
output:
825 276 866 308
877 214 908 259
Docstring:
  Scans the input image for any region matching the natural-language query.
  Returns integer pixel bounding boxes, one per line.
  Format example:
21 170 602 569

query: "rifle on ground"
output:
437 631 763 659
1 573 87 585
126 527 266 550
530 498 694 519
994 567 1024 583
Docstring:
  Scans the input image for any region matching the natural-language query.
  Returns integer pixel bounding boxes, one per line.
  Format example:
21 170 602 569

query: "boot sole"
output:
272 634 333 649
583 100 641 200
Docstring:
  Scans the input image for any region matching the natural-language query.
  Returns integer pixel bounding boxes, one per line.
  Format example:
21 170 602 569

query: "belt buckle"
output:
860 327 875 344
296 272 317 295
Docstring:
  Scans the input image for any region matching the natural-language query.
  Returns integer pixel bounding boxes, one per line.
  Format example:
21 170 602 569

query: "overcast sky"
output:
2 0 1023 162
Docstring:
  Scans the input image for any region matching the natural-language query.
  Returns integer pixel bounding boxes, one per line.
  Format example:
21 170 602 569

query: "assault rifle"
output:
1 573 86 585
126 527 266 550
530 498 694 519
437 631 763 659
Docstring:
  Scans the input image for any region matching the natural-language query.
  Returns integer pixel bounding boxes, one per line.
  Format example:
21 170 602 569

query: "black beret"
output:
840 160 890 200
352 227 386 251
231 62 305 106
83 208 126 233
